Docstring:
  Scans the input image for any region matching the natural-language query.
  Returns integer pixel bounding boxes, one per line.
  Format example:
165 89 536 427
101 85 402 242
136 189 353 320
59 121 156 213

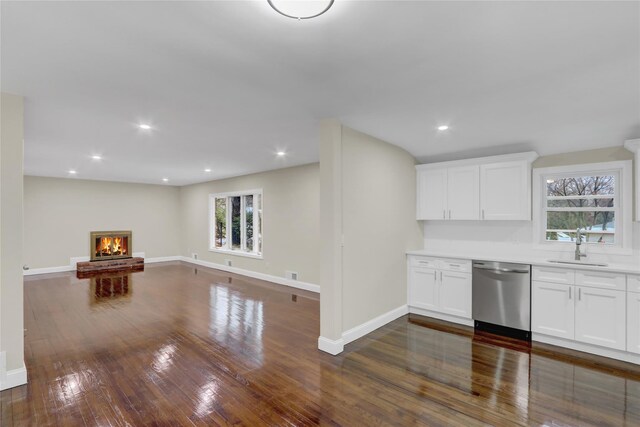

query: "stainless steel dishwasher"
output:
472 260 531 339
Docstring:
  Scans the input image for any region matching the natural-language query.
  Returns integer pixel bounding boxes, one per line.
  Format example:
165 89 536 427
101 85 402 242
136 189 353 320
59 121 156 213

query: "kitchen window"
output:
209 189 262 258
533 161 632 253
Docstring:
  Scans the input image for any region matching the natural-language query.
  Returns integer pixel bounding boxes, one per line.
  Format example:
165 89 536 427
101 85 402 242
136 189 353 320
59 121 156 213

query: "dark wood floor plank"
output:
2 261 640 426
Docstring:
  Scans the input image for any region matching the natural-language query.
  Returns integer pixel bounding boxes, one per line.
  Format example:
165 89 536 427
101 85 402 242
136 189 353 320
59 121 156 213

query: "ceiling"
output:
2 1 638 186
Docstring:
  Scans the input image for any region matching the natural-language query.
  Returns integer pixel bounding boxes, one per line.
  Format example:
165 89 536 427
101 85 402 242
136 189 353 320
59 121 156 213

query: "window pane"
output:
546 175 615 197
215 198 226 248
231 196 241 250
547 198 614 208
257 194 262 254
244 195 254 251
546 211 615 244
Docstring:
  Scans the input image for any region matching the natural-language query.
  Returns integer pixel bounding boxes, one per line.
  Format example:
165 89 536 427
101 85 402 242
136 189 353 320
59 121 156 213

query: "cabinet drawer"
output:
533 266 575 285
628 275 640 293
575 270 626 291
409 256 439 269
439 259 471 273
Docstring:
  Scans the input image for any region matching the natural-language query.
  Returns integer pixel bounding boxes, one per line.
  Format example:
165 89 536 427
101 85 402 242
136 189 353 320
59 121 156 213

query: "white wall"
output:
1 93 26 387
179 163 320 285
341 126 423 330
422 146 639 264
23 176 181 269
319 121 423 352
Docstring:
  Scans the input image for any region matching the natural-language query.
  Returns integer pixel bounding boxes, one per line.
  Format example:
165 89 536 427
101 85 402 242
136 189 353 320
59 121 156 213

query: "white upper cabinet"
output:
417 168 447 220
480 161 531 220
447 166 480 220
416 152 538 221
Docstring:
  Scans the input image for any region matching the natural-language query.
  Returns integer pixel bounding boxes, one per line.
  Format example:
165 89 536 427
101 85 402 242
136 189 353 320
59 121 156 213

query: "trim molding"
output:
23 265 73 276
23 254 181 276
179 256 320 294
144 256 182 264
533 333 640 365
408 306 474 327
318 305 410 355
342 304 409 345
0 362 27 391
318 336 344 355
624 138 640 153
416 151 539 170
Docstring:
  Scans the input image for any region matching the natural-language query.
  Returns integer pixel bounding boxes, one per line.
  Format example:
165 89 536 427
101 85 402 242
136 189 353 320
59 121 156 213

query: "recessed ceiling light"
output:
204 168 211 172
437 125 449 131
162 178 169 182
277 151 286 157
68 170 77 175
139 124 152 130
91 155 102 160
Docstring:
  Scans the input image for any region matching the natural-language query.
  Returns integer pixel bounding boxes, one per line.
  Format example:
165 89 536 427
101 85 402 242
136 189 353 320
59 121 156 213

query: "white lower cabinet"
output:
439 271 472 318
574 287 626 351
532 281 574 340
408 266 439 311
532 266 629 353
408 257 471 321
628 292 640 354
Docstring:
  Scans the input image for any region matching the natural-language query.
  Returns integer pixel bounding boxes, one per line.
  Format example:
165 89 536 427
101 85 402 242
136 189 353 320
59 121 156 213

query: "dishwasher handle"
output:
473 264 530 274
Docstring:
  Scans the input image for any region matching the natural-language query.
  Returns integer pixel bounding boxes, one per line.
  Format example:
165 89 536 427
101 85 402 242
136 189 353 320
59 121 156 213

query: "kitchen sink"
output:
548 259 609 267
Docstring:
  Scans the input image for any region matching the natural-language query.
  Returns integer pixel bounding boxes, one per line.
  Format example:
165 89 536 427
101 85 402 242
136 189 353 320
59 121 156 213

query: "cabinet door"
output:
416 168 448 220
408 266 439 311
447 166 480 220
480 161 530 220
439 271 472 318
628 292 640 354
532 281 575 339
575 287 626 350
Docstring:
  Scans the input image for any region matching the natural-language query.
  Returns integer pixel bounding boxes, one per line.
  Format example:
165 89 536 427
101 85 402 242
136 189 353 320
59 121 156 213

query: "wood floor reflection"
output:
2 262 640 426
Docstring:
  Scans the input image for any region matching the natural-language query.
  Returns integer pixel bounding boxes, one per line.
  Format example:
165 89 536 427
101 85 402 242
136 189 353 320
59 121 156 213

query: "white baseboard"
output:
179 256 320 293
318 336 344 355
408 306 474 327
23 253 180 276
532 333 640 365
0 361 27 391
318 305 409 355
342 304 409 345
24 265 73 276
144 256 181 264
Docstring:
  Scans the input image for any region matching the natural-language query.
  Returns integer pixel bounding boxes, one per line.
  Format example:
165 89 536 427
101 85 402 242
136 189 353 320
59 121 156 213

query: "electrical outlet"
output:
191 253 198 260
225 259 232 267
285 271 298 281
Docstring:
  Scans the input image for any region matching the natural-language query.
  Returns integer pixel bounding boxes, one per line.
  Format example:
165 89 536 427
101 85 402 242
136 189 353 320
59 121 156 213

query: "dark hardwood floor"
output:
2 262 640 426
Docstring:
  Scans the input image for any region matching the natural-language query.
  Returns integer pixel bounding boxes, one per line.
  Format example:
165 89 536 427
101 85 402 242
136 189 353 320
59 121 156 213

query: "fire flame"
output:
95 235 128 258
99 237 112 255
113 237 122 255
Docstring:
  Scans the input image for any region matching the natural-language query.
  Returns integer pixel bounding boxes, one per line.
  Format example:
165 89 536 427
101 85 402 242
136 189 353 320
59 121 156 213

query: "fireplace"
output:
90 231 132 261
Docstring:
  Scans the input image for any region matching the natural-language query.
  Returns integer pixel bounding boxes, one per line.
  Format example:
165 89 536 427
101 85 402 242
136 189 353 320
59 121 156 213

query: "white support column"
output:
318 119 345 355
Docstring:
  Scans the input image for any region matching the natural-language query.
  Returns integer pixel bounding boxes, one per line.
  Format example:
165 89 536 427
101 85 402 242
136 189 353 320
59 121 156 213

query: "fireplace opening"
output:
90 231 132 261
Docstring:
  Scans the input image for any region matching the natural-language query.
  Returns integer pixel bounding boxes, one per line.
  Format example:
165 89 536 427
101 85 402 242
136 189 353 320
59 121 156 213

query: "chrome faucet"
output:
575 228 587 261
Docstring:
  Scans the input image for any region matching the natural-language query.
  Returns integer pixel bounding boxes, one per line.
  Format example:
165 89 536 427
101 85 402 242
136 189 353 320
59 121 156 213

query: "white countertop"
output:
406 249 640 275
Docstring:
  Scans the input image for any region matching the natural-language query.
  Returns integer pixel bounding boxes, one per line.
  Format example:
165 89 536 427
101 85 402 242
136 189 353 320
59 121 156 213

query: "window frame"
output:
208 189 263 259
532 160 632 254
